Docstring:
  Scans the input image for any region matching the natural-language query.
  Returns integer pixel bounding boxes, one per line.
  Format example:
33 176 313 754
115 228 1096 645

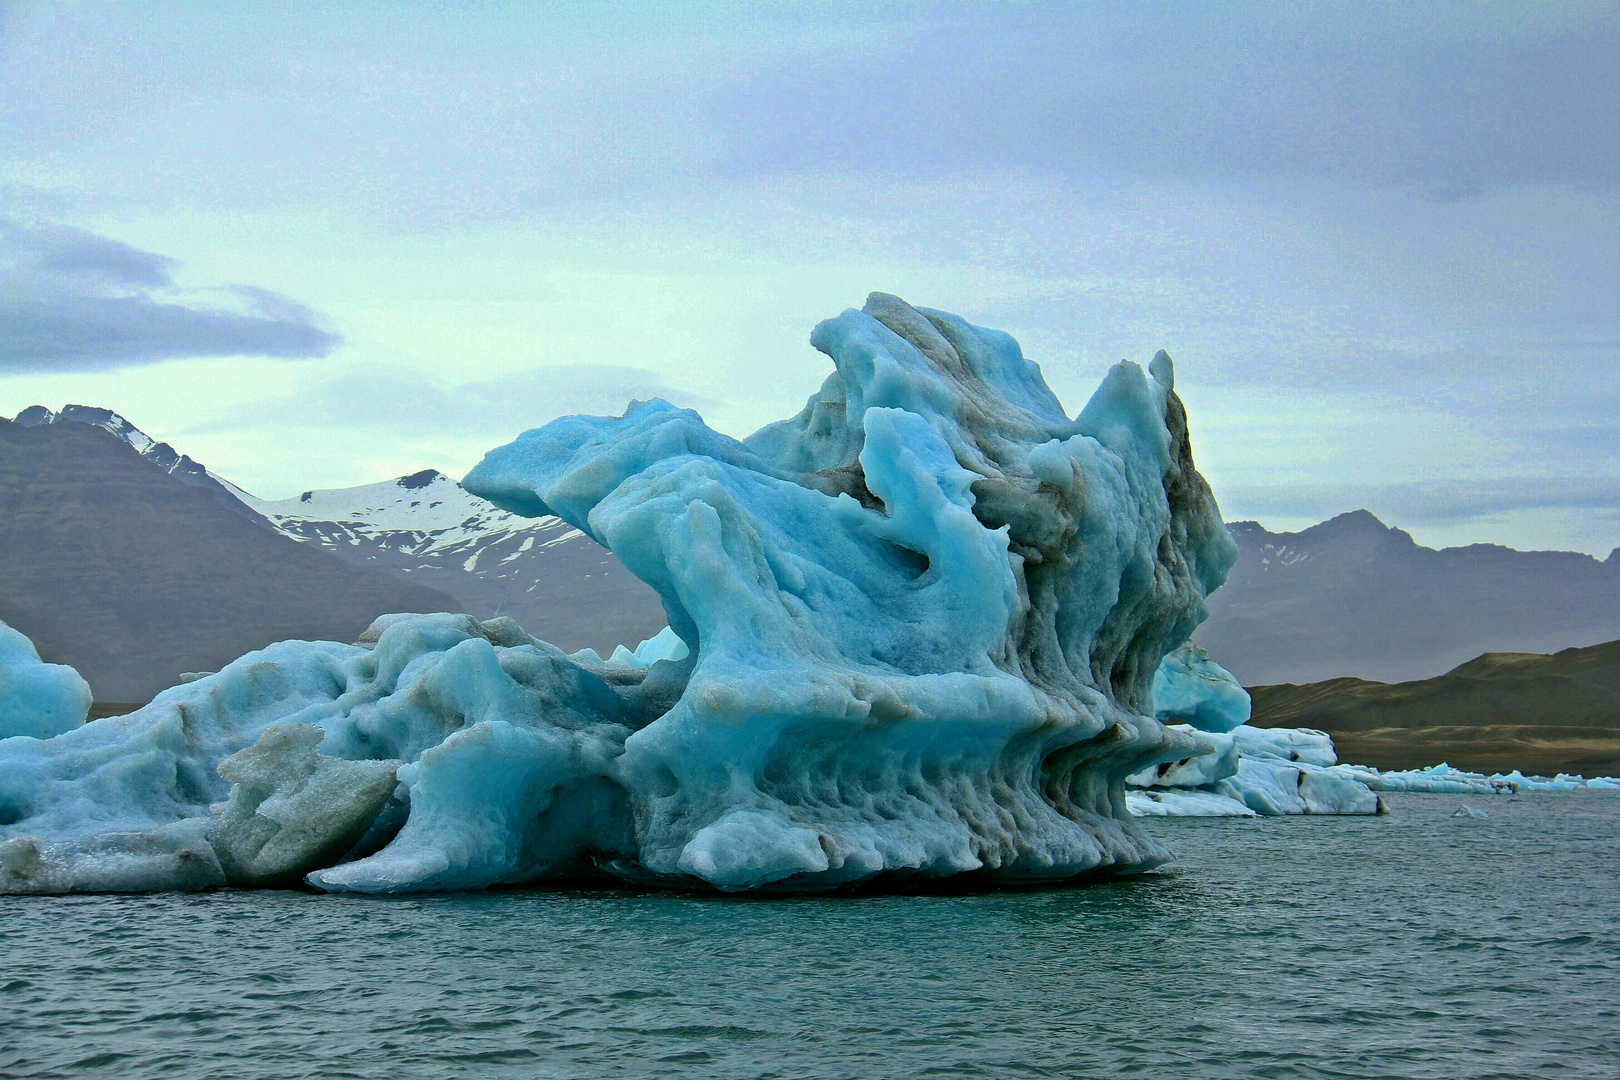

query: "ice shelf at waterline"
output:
0 293 1238 894
1127 644 1380 817
1130 644 1620 816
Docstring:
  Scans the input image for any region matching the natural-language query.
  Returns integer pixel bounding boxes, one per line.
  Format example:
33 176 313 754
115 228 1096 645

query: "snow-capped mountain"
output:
239 470 669 655
1 414 460 701
7 405 669 656
13 404 267 525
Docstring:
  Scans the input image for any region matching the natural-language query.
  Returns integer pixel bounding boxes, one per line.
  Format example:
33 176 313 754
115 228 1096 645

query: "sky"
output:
2 1 1617 555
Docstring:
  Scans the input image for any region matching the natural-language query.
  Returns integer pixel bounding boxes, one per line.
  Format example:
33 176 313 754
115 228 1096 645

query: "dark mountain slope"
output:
1199 510 1620 685
15 404 268 525
0 418 462 701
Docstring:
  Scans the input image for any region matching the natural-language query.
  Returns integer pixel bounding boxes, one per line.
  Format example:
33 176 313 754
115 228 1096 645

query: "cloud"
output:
1223 477 1620 528
0 220 342 372
11 4 1615 230
190 363 723 440
713 4 1620 198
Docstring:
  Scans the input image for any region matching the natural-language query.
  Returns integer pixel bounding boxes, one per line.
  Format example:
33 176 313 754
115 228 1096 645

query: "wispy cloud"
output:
1224 477 1620 528
188 363 721 440
0 221 341 372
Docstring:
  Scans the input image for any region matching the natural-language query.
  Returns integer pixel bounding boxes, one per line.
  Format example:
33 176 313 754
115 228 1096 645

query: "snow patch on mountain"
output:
243 470 584 556
241 471 669 655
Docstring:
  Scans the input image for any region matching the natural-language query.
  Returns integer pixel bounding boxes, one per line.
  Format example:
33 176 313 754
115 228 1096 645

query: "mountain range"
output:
1197 512 1620 685
6 404 1618 703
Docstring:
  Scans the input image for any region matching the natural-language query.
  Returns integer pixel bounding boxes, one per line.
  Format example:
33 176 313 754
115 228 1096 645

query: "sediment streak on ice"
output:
0 294 1238 893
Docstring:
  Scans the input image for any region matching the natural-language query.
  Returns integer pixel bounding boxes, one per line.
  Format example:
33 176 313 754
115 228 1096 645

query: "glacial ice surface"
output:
0 620 90 741
1150 642 1250 733
1124 649 1385 816
0 293 1238 893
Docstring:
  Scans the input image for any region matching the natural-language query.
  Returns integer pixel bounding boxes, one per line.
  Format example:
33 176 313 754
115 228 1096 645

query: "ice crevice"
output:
0 293 1241 894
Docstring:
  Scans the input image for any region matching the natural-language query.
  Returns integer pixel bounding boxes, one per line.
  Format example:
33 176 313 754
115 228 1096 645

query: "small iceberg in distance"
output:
0 293 1239 894
0 619 90 741
1126 643 1382 817
1451 805 1490 820
1126 650 1620 816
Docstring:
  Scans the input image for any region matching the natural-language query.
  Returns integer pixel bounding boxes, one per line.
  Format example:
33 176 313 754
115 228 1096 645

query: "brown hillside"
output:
1248 639 1620 773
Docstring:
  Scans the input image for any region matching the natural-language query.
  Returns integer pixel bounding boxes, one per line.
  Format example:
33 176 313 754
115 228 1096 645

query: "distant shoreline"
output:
1248 638 1620 774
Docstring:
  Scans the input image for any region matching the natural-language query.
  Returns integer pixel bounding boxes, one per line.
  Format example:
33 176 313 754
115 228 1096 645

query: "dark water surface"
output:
3 792 1616 1079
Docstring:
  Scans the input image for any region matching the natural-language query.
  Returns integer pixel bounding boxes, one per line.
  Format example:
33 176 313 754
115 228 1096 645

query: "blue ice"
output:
0 294 1236 893
0 620 90 741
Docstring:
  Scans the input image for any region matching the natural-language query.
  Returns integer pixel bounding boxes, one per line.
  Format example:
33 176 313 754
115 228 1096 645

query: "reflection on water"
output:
2 792 1616 1079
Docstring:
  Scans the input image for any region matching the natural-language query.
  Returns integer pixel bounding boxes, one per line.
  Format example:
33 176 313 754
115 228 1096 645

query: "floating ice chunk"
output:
1122 722 1383 817
0 820 223 894
1127 644 1385 817
0 619 91 740
0 634 371 891
1232 726 1337 768
1489 770 1585 792
1212 757 1304 815
1587 777 1620 790
1126 789 1256 817
1297 766 1382 814
1150 642 1250 733
1126 725 1238 789
1211 757 1380 816
1452 805 1490 819
1360 763 1503 794
210 724 402 886
608 626 690 669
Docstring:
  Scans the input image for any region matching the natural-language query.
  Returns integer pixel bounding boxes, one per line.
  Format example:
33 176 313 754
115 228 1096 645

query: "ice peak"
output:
1149 349 1174 391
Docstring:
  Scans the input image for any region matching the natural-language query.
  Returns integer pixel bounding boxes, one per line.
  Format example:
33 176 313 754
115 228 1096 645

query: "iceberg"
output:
1356 763 1506 795
1123 646 1384 817
0 620 90 740
1231 725 1338 768
1126 788 1255 817
0 293 1238 894
1213 756 1381 815
1149 642 1250 733
1487 770 1585 792
1126 725 1239 789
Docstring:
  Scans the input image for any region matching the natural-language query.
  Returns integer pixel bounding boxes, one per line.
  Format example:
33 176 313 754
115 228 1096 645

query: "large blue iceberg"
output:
0 294 1237 893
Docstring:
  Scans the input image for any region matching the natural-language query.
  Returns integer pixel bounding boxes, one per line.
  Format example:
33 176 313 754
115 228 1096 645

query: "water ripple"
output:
0 792 1615 1078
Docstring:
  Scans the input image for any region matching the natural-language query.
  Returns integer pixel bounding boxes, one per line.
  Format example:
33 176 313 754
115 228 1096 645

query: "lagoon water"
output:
3 792 1616 1079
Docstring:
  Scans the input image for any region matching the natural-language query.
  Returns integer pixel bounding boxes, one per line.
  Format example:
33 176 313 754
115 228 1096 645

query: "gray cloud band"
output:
1224 478 1620 525
0 221 340 372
